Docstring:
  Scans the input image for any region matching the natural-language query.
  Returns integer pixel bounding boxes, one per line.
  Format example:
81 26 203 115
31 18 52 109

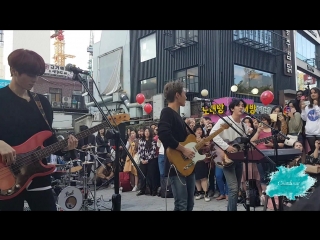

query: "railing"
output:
296 52 317 67
164 30 198 53
233 30 286 56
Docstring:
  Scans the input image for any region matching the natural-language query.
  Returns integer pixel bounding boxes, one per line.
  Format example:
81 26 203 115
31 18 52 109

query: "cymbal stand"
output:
81 150 92 211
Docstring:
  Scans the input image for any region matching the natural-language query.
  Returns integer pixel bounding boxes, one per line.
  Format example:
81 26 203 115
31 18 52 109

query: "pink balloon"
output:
136 93 145 104
144 103 153 114
260 90 274 106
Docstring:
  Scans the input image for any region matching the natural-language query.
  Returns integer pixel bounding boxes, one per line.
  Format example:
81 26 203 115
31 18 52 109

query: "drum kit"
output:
49 146 112 211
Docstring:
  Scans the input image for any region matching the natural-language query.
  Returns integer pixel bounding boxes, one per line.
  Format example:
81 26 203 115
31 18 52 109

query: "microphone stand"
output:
73 72 145 211
245 112 289 211
210 100 275 211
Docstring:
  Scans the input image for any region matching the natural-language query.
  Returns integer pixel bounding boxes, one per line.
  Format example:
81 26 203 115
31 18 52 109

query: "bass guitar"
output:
166 123 229 176
214 134 279 168
0 113 130 200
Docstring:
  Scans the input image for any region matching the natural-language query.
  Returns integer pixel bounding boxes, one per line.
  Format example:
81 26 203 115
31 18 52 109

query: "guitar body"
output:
166 134 206 177
0 131 56 200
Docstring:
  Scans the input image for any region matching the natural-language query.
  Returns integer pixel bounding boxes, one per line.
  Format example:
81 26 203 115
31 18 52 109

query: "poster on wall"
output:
44 63 73 79
297 70 317 91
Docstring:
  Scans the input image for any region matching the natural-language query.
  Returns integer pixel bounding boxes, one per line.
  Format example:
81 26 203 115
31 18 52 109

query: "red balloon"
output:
260 90 274 106
144 103 153 114
136 93 145 104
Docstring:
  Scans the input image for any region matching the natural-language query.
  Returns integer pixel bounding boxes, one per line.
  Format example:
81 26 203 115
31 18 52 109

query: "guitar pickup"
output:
184 161 194 170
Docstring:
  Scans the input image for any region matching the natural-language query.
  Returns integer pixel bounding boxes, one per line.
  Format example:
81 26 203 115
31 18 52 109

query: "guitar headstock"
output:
107 113 130 126
221 123 230 129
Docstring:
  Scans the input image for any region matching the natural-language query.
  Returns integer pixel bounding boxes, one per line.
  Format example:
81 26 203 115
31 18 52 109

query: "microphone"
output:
65 63 90 75
241 110 253 116
193 97 214 102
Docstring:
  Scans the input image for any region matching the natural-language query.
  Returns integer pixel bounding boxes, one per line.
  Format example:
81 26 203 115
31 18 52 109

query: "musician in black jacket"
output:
0 49 78 211
158 80 196 211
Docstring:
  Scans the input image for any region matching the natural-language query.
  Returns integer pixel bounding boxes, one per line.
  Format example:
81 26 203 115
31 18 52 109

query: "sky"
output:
2 30 102 80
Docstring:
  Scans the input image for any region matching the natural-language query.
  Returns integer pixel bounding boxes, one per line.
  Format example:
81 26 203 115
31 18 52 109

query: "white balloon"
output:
201 89 208 97
230 85 238 92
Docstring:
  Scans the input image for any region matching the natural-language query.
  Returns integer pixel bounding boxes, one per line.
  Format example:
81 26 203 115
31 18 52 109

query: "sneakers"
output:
195 191 204 200
132 186 138 192
204 192 211 202
213 191 220 198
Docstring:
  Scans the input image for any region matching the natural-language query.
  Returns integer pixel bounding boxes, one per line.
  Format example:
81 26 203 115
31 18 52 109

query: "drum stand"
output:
81 150 110 211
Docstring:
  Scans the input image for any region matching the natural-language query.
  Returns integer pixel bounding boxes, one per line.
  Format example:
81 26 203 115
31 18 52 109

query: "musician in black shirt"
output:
158 80 196 211
0 49 78 211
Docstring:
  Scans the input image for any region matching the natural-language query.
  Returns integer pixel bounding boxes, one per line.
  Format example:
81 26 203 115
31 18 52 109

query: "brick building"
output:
33 75 87 112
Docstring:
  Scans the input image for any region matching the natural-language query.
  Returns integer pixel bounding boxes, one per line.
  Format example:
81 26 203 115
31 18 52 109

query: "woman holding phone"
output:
286 100 303 143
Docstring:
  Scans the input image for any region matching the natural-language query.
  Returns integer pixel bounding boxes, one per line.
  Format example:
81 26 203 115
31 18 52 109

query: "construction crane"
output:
50 30 75 67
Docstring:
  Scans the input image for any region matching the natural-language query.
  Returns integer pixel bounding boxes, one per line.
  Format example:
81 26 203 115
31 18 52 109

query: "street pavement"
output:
93 186 265 211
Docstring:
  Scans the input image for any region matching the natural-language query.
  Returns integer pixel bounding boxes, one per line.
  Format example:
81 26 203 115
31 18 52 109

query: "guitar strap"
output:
30 92 54 133
185 122 196 136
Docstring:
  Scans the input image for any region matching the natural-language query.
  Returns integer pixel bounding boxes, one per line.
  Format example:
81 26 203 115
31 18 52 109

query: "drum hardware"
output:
57 186 83 211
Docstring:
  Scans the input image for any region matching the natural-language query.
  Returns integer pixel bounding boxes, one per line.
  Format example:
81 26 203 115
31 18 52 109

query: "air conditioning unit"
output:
93 112 102 121
52 101 60 108
180 101 191 118
63 97 71 108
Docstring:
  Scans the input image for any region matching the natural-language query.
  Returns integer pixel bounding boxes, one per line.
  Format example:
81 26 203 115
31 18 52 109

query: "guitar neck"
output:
253 135 274 144
36 120 113 160
195 127 225 150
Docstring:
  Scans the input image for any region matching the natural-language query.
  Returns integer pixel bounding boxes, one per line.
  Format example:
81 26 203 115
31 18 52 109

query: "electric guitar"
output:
0 113 130 200
166 123 229 177
214 134 279 168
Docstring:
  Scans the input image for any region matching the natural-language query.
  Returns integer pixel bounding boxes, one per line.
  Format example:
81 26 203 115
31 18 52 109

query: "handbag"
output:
133 153 140 165
284 134 298 146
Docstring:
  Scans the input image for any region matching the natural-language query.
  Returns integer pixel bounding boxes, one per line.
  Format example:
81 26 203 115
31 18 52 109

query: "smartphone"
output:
285 106 290 112
304 101 310 105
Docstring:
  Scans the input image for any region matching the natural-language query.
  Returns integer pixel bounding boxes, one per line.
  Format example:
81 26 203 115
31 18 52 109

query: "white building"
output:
85 30 143 122
12 30 51 63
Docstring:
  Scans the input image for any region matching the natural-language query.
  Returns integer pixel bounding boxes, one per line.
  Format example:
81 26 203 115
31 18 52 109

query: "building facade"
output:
129 30 301 116
294 30 320 91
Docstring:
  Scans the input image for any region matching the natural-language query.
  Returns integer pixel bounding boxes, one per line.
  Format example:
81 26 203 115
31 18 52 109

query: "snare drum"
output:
57 186 83 211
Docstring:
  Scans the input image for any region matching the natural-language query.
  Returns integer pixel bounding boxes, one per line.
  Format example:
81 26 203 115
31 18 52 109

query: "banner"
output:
44 63 73 79
201 97 255 123
0 79 10 88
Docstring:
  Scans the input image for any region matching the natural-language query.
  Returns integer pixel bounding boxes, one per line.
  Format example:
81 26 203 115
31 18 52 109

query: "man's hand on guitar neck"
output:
226 145 237 153
0 140 16 165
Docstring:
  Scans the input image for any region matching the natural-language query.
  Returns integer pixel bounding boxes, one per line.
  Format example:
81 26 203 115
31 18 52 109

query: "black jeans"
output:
0 189 57 211
139 158 160 193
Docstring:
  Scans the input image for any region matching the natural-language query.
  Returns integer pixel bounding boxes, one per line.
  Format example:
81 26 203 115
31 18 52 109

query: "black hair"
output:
242 116 254 128
271 105 283 113
193 124 205 138
260 114 271 125
142 127 154 149
229 98 247 113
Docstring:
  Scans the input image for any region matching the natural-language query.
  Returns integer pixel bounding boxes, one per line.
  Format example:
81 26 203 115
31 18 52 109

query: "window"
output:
140 33 156 62
174 67 199 93
234 65 274 96
296 70 317 91
234 30 272 47
49 88 62 103
140 77 157 100
175 30 198 44
296 32 316 67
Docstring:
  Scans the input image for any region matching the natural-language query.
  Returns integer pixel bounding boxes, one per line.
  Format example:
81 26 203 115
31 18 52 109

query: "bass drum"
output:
57 186 83 211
